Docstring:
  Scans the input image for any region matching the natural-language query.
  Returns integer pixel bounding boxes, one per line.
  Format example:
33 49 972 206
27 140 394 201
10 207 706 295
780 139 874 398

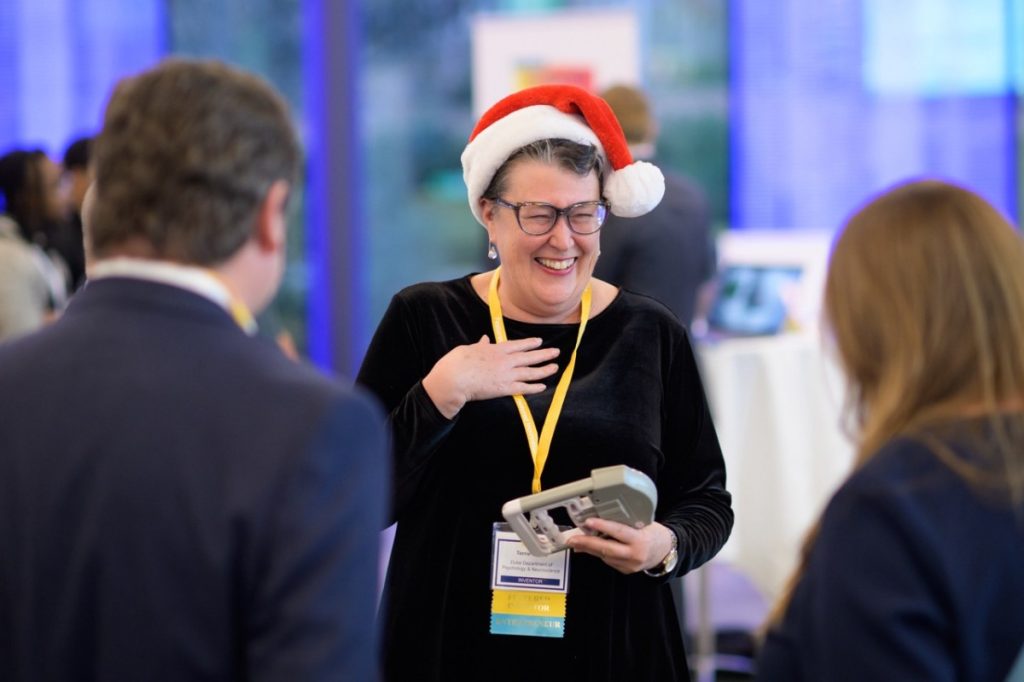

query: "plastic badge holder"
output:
501 465 657 557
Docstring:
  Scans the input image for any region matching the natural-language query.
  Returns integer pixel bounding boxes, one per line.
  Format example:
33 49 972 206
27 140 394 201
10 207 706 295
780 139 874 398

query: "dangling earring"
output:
487 242 498 260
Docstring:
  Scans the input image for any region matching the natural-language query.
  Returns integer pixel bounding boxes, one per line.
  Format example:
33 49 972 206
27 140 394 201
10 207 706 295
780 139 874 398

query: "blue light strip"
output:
301 0 331 369
726 0 745 229
0 0 164 156
1009 0 1023 221
0 2 21 150
302 0 368 374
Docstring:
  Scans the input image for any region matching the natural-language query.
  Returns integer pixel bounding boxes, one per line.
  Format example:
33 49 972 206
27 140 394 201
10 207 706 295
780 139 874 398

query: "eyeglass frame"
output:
489 196 609 236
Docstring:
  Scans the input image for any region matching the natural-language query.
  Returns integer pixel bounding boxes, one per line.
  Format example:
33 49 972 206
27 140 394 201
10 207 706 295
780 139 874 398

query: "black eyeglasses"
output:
491 197 608 236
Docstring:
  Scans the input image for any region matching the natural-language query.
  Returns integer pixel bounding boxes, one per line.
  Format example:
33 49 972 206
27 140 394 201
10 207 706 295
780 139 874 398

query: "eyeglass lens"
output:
518 202 606 235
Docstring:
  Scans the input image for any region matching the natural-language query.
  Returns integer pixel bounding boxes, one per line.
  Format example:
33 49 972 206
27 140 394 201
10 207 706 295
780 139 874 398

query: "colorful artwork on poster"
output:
513 64 594 91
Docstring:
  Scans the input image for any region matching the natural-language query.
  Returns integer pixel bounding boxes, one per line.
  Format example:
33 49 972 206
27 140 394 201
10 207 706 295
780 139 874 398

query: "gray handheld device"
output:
501 465 657 557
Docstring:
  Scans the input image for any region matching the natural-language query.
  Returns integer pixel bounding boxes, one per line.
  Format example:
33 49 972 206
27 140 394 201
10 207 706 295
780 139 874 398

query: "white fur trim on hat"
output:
461 105 602 225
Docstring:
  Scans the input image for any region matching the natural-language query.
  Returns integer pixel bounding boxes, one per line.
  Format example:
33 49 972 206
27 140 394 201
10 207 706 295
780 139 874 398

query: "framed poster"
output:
470 8 641 115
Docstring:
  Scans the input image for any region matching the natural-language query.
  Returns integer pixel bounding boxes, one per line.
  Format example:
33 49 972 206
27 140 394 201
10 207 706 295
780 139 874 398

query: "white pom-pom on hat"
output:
603 160 665 218
462 84 665 226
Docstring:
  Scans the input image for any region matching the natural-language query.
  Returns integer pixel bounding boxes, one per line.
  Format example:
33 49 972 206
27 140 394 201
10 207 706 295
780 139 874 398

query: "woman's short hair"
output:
481 138 603 201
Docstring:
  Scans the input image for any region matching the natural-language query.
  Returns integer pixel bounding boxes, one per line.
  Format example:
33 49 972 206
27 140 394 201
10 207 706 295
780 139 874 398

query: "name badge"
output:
491 526 570 592
489 522 569 638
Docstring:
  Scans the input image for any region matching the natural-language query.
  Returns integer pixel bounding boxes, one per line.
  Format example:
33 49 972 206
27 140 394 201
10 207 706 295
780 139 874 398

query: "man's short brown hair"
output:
90 58 300 264
600 84 654 146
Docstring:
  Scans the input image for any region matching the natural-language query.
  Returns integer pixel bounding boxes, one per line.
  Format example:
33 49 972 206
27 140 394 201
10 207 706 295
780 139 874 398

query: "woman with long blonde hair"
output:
757 179 1024 681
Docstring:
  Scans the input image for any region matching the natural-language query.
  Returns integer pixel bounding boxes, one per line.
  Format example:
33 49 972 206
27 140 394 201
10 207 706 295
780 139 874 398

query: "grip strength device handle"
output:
501 465 657 557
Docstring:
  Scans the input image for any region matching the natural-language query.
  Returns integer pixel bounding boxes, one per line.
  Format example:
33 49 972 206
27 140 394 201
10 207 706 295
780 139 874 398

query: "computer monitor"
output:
706 265 804 336
698 230 832 339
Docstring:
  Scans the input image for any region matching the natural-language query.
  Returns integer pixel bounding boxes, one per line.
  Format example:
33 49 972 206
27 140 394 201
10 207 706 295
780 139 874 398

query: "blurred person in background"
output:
61 135 92 289
0 211 53 341
0 150 70 340
592 84 716 328
358 84 732 681
757 179 1024 681
0 58 389 682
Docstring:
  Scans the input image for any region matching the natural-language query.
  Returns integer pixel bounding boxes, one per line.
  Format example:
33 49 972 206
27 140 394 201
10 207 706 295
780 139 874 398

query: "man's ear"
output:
255 179 290 252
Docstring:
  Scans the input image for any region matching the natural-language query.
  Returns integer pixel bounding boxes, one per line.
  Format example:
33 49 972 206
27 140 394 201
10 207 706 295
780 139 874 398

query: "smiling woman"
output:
357 84 734 682
479 150 606 324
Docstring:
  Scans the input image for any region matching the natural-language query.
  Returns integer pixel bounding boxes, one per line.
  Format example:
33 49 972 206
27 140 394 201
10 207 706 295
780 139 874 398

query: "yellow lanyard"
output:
487 266 592 493
206 271 257 333
224 297 256 332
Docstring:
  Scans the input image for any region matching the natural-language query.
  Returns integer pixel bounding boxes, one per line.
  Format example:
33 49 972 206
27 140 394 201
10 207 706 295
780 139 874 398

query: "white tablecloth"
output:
697 333 855 604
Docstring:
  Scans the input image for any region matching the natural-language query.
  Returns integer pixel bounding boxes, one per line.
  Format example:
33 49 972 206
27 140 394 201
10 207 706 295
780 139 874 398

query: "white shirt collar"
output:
88 257 257 334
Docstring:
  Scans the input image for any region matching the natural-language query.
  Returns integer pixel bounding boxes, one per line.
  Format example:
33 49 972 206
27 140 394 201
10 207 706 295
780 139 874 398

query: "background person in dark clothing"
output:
593 84 716 327
61 134 92 289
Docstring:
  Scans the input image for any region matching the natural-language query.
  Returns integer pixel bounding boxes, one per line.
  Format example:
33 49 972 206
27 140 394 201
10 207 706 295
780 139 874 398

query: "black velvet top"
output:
357 276 733 682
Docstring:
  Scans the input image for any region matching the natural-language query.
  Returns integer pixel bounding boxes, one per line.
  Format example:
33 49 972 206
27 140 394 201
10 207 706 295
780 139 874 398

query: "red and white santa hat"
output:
461 83 665 226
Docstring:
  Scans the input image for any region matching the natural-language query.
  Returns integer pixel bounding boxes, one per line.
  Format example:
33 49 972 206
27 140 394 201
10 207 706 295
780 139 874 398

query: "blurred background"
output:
7 0 1020 373
4 1 1022 676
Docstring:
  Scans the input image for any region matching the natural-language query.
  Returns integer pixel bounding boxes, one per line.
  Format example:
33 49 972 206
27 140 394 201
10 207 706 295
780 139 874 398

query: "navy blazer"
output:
757 432 1024 681
0 277 389 681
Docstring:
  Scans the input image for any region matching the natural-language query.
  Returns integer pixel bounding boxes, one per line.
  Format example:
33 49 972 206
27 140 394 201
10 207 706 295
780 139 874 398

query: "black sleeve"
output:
356 294 458 523
656 328 734 578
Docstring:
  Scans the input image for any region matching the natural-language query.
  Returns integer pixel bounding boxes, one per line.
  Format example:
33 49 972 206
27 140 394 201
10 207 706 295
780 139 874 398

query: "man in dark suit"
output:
0 59 389 681
594 84 717 327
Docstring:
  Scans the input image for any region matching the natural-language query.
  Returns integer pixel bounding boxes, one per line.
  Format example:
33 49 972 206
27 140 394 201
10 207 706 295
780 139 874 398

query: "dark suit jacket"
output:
0 277 389 681
594 171 715 325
